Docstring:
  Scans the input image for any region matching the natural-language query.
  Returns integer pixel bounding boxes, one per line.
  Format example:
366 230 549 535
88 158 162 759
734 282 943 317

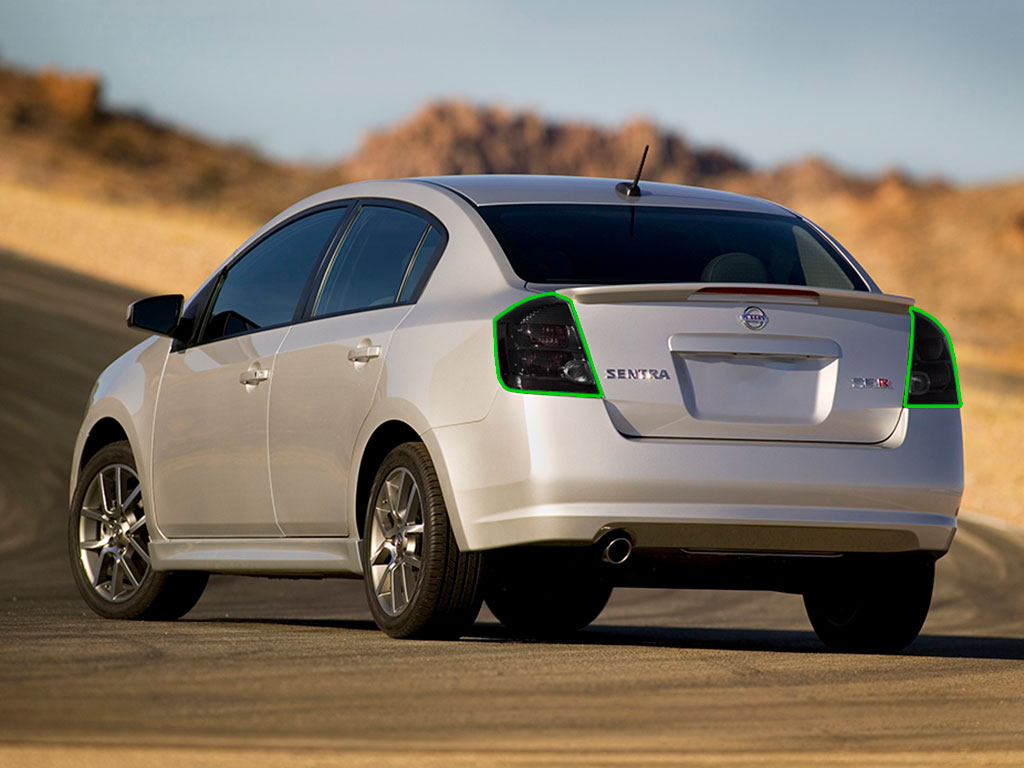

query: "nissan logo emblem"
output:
741 306 768 331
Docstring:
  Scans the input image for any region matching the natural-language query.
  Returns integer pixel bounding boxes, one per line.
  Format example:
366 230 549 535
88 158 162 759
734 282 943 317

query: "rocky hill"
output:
339 101 747 184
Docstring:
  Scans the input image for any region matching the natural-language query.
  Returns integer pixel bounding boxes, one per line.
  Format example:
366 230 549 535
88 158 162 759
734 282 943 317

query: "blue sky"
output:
1 0 1021 183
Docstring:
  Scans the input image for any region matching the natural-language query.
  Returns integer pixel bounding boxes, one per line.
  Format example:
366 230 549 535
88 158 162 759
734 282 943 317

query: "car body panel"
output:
429 391 961 553
150 536 363 576
151 328 287 537
418 175 790 213
71 334 169 537
570 297 910 442
269 305 412 536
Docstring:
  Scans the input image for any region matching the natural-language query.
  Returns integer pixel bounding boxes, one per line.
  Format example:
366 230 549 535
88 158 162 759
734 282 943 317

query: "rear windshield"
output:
478 204 867 290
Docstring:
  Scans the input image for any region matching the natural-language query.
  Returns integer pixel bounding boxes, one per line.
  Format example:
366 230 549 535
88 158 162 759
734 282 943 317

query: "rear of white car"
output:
436 285 961 553
426 183 961 556
422 178 962 650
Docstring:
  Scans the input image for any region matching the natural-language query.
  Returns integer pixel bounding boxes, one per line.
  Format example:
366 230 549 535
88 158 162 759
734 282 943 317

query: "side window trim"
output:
189 202 353 348
395 226 432 301
396 224 445 304
301 198 449 323
300 203 363 320
293 203 359 323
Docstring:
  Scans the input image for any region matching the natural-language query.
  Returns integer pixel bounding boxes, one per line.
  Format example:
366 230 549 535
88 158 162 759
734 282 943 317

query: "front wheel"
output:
68 440 208 620
361 442 483 639
803 556 935 653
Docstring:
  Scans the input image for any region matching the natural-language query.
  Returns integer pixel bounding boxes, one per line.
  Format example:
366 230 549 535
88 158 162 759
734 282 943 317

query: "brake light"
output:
905 308 962 408
494 294 601 397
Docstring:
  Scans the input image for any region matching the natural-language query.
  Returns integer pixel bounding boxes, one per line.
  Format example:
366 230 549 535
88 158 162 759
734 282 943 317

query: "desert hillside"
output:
2 62 1021 523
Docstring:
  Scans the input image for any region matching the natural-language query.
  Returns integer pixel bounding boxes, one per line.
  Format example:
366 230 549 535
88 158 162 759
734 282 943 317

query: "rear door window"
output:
201 207 346 343
313 205 437 317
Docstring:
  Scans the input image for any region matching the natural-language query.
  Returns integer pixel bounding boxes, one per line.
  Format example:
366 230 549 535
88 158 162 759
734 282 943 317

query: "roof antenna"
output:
616 144 649 198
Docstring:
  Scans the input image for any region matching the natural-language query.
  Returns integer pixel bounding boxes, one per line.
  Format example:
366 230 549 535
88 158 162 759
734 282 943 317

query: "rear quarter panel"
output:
349 185 529 543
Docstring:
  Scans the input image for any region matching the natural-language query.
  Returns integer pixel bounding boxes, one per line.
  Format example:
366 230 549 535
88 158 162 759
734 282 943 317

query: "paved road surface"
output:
1 250 1023 767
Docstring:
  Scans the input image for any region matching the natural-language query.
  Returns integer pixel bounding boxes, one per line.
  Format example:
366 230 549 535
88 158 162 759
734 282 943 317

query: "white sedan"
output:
69 174 963 652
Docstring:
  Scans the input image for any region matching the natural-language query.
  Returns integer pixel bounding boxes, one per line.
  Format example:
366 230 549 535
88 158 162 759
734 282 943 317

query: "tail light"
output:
905 308 961 407
494 294 602 397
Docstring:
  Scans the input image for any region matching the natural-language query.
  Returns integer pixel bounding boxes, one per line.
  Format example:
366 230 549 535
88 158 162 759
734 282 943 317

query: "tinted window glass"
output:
203 207 345 343
477 205 865 291
314 206 429 317
398 226 442 303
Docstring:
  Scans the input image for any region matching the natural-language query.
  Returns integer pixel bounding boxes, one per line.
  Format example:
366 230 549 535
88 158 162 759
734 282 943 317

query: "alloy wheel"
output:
368 467 424 616
76 463 150 603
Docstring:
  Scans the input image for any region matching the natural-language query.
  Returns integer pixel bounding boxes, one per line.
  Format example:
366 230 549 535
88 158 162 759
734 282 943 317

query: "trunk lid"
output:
557 283 912 443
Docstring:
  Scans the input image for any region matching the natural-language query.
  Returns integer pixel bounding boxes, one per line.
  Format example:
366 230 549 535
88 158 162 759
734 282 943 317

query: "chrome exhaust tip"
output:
601 535 633 565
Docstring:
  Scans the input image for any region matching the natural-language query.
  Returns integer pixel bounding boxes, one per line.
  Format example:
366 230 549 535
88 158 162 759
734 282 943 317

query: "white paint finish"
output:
70 335 171 541
149 537 362 576
380 293 510 431
679 355 839 425
151 328 288 537
419 175 791 213
430 393 962 552
574 299 908 442
268 306 410 536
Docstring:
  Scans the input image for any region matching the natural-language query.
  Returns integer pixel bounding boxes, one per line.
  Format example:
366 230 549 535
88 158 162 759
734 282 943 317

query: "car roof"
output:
414 174 791 215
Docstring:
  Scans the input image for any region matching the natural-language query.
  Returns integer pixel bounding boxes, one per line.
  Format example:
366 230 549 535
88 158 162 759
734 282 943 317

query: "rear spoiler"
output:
554 283 914 315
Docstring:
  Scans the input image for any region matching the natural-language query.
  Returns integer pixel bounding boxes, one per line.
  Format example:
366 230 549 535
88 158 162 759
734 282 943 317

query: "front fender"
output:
70 335 171 537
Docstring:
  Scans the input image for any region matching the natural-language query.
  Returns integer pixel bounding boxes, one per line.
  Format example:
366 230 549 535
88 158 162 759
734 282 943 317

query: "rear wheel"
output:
361 442 483 639
484 551 612 638
803 556 935 653
68 441 207 620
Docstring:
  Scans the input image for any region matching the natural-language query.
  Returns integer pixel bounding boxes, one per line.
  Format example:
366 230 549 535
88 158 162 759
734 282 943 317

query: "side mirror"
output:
126 294 184 336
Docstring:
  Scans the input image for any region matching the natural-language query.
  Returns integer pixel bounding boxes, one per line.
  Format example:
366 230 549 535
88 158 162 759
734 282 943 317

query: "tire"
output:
68 440 208 620
361 442 483 639
803 556 935 653
484 549 612 638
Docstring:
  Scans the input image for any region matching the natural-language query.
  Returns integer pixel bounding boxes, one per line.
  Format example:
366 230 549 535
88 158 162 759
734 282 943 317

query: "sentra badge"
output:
606 369 671 380
741 306 768 331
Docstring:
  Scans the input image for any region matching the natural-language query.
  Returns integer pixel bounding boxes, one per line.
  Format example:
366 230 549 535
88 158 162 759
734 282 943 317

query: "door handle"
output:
239 368 270 386
348 345 382 363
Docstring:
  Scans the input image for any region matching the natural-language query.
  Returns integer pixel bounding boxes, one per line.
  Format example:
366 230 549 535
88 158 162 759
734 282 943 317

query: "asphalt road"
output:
2 249 1024 767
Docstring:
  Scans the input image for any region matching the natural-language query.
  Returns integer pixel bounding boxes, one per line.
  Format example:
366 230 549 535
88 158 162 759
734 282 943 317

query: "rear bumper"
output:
426 393 962 554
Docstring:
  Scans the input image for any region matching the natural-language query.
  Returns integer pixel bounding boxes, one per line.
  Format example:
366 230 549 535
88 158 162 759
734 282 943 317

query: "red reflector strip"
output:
694 286 820 298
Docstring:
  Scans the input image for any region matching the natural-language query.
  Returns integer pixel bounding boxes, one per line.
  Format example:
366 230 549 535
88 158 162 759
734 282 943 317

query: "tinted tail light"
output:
905 308 961 407
494 295 601 397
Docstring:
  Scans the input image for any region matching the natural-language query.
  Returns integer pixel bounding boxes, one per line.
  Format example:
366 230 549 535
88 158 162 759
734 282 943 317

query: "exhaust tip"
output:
602 535 633 565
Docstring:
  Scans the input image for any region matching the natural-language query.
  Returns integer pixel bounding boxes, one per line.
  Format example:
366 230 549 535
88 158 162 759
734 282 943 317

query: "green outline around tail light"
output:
904 307 962 408
493 292 604 398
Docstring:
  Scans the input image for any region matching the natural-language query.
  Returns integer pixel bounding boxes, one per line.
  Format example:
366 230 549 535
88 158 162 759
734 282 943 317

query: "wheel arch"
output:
79 417 130 472
354 420 423 541
70 402 147 508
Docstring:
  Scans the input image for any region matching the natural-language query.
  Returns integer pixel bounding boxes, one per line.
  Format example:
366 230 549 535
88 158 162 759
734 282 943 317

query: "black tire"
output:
484 550 612 638
361 442 483 639
803 556 935 653
68 440 208 620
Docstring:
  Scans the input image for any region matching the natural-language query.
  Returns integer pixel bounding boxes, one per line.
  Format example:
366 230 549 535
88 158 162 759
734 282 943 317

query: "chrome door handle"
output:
239 368 270 386
348 345 382 363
